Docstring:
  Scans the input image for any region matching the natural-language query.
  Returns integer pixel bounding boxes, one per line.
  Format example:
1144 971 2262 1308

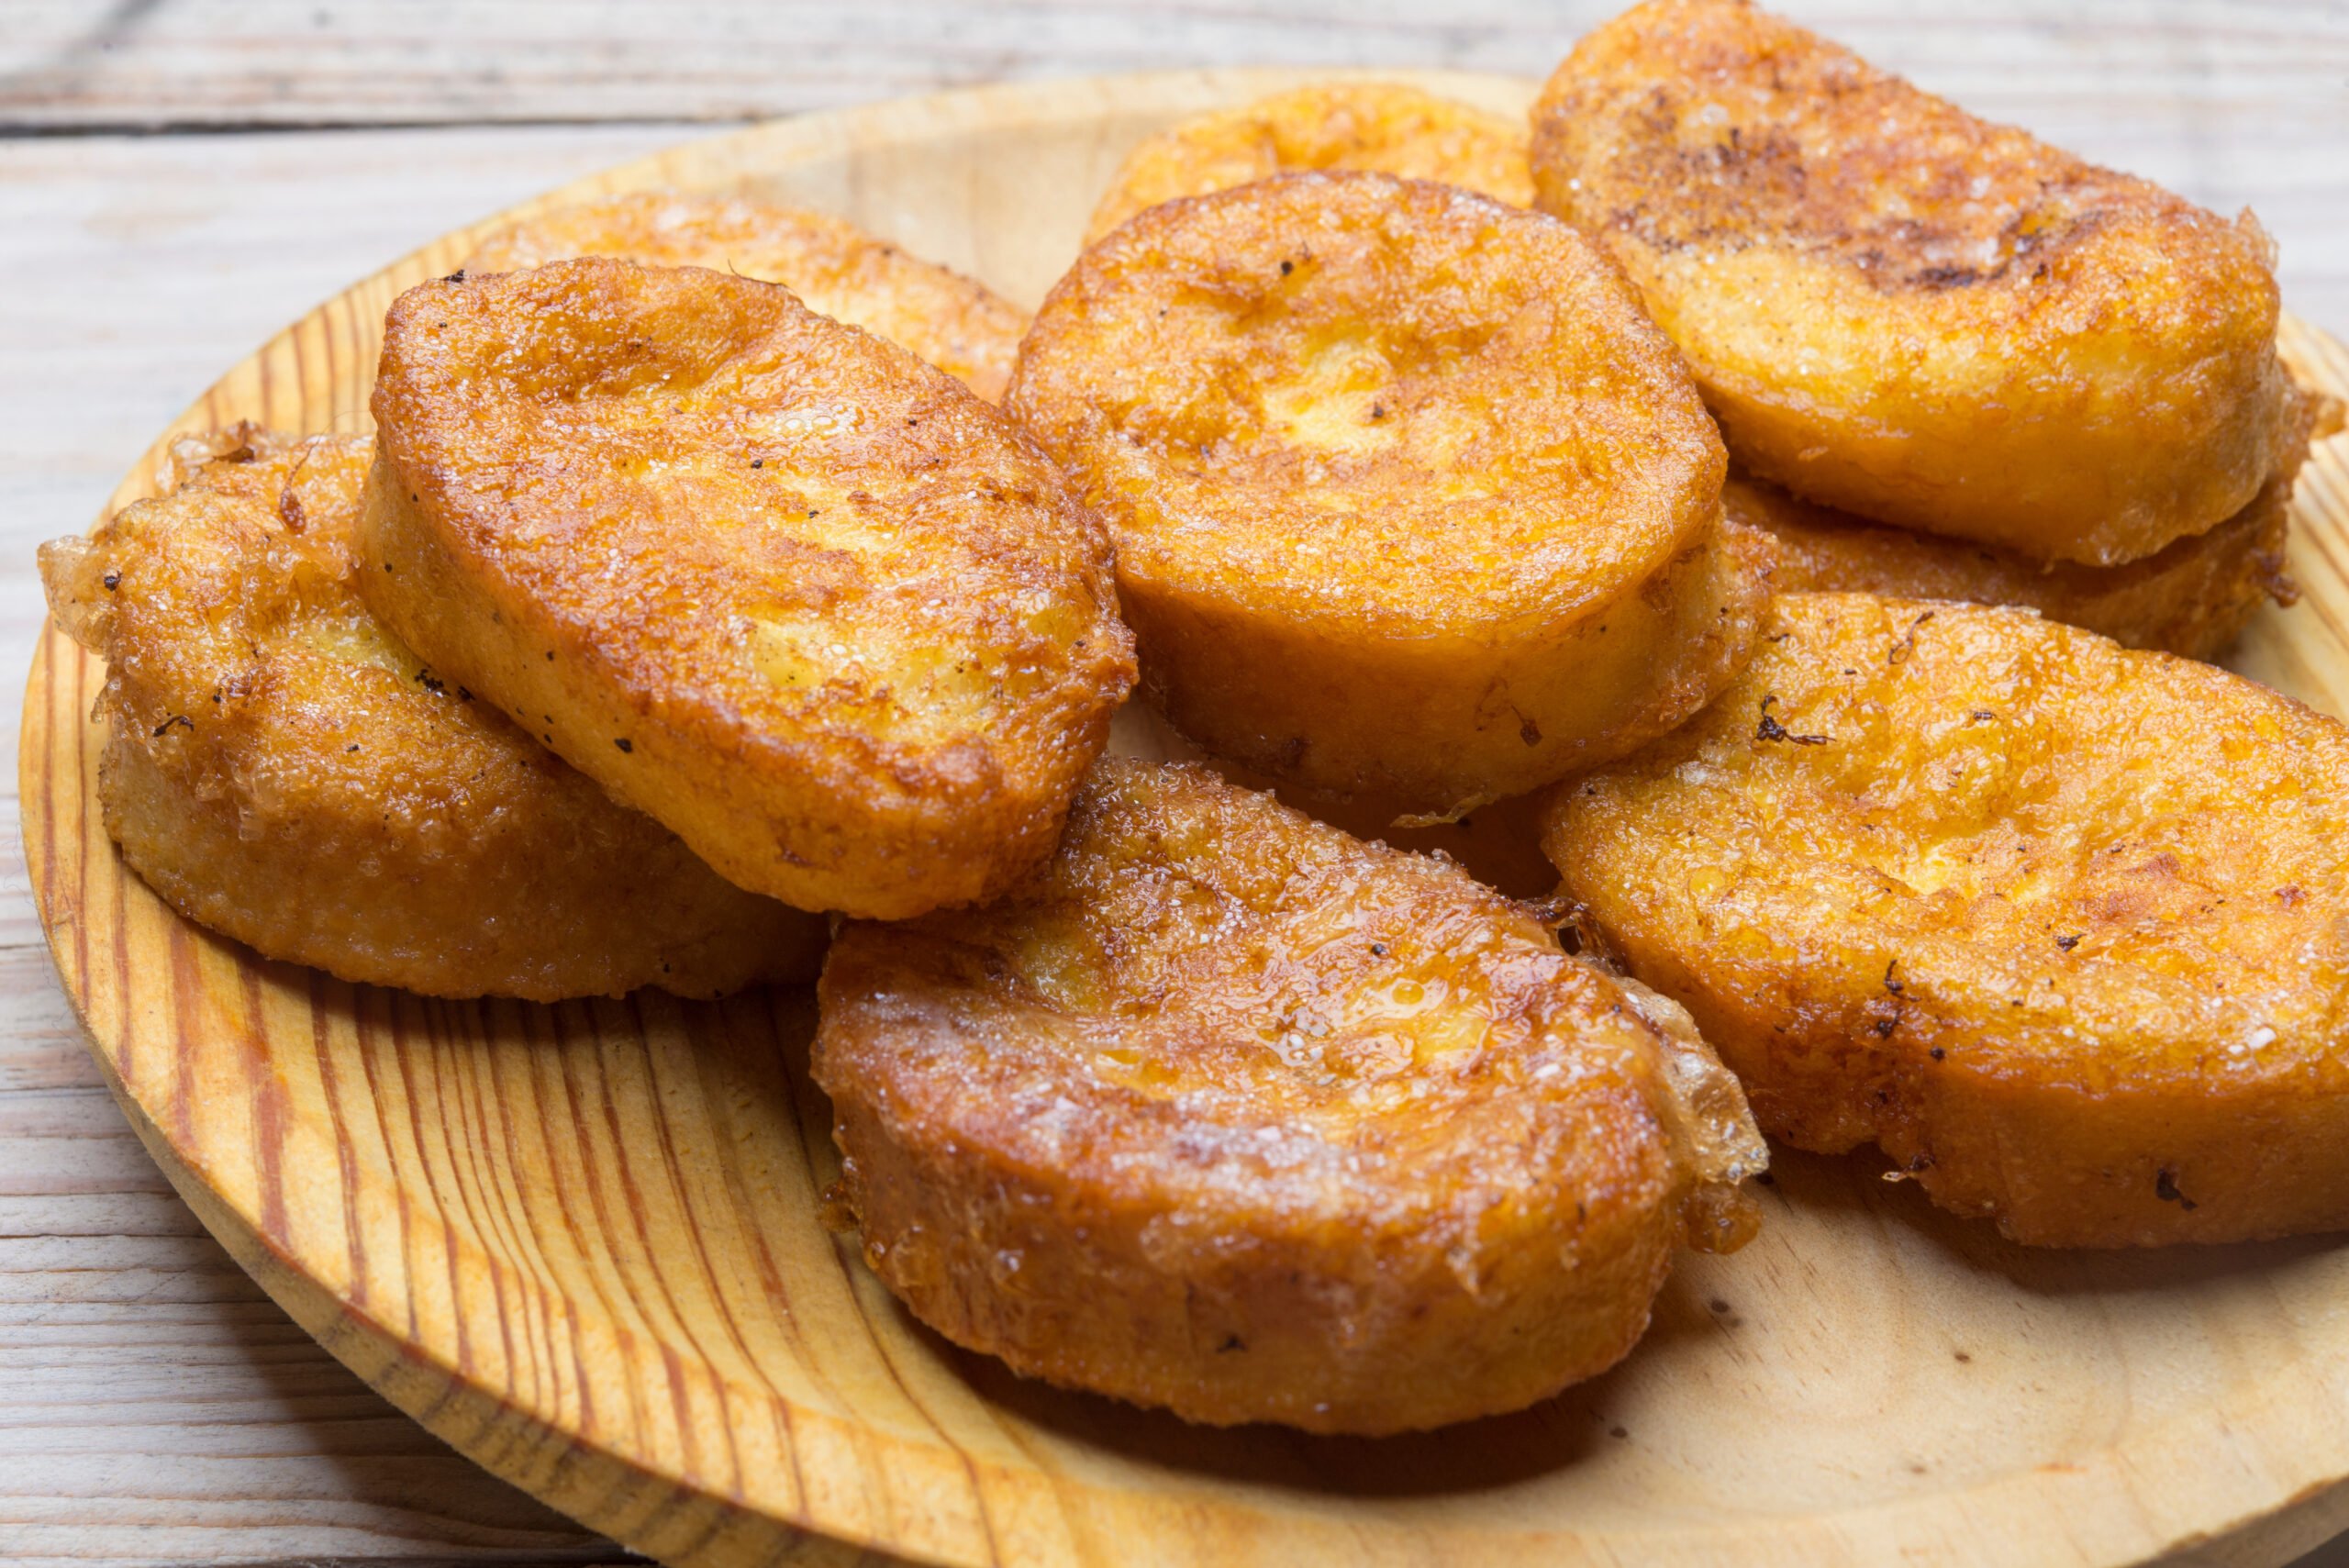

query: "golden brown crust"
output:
38 427 824 1000
1084 83 1534 245
1531 0 2299 566
362 259 1136 920
1012 172 1762 815
1727 474 2294 662
816 758 1763 1433
464 190 1027 400
1542 593 2349 1246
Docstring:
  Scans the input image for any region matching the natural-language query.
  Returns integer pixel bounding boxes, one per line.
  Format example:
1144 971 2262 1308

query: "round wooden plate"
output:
23 68 2349 1568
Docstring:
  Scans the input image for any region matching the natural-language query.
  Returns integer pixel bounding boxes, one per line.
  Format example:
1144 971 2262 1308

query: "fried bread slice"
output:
1726 475 2294 661
1532 0 2300 566
1013 172 1765 817
39 427 824 1000
465 190 1026 400
1542 592 2349 1245
362 259 1136 919
1085 82 1533 244
817 758 1764 1432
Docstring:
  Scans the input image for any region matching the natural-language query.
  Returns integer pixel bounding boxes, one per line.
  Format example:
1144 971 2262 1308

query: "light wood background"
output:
2 5 2345 1564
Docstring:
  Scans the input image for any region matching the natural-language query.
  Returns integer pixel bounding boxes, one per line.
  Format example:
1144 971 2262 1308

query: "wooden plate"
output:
23 69 2349 1568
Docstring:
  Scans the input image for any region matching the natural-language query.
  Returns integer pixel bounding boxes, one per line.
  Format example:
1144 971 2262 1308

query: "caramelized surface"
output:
1084 82 1533 244
465 190 1027 400
818 758 1762 1432
1544 593 2349 1245
363 259 1134 919
1013 172 1761 813
39 428 823 999
1532 0 2299 566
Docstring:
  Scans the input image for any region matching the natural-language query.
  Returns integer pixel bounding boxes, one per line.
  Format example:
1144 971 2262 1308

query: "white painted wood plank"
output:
5 1 2346 128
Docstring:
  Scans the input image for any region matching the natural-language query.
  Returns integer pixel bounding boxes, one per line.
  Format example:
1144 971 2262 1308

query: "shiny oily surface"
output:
463 189 1028 400
1013 171 1758 813
37 428 822 999
362 258 1136 919
1531 0 2300 567
1726 474 2296 662
1544 592 2349 1246
1083 81 1535 245
816 758 1764 1434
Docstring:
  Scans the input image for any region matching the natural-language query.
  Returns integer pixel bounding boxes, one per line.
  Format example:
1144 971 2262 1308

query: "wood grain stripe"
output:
308 971 372 1309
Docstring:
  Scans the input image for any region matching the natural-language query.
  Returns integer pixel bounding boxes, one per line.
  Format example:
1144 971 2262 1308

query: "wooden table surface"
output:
3 4 2345 1563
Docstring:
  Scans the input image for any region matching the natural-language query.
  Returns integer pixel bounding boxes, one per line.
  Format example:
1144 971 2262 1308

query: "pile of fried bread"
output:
41 0 2349 1436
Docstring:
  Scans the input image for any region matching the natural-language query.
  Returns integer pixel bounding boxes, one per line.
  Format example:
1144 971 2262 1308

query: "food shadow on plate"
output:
921 1321 1619 1498
1756 1141 2348 1296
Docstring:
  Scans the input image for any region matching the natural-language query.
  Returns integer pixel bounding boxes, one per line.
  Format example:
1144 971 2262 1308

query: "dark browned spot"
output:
1755 694 1826 745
